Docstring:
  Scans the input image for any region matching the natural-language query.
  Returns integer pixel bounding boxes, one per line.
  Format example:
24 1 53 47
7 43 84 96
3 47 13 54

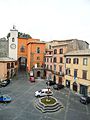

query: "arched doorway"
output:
18 57 27 71
73 82 78 92
37 71 40 77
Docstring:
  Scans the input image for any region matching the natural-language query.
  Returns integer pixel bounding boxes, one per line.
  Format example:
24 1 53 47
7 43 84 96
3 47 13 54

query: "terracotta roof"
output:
27 41 46 45
52 43 68 47
65 49 90 56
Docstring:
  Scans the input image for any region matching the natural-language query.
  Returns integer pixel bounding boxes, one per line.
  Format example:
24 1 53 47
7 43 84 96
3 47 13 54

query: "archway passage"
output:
18 57 27 71
37 71 41 77
73 82 78 92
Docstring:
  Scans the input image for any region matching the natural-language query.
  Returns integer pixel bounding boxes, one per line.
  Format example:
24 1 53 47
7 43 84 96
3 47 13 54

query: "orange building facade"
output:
17 37 46 78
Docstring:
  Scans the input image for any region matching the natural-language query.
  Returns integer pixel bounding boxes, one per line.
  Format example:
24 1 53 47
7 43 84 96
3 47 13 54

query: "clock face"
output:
10 44 16 49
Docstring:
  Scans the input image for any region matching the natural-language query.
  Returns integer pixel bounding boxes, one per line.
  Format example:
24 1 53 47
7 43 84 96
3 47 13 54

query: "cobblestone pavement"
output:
0 71 90 120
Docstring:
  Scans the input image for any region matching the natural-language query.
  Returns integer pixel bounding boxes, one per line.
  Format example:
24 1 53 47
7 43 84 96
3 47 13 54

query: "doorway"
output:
66 80 70 88
80 85 87 96
59 77 62 84
37 71 40 77
73 82 78 92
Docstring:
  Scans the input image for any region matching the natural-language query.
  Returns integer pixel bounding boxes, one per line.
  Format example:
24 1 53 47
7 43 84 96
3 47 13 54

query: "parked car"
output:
53 84 64 90
35 88 53 97
30 76 35 82
80 96 90 104
1 79 10 87
0 95 11 103
46 80 56 86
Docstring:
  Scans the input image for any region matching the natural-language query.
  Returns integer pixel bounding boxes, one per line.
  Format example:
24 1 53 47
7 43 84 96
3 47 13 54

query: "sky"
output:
0 0 90 44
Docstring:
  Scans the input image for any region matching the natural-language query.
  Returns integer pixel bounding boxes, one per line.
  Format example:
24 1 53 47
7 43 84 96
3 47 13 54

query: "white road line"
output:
64 90 70 120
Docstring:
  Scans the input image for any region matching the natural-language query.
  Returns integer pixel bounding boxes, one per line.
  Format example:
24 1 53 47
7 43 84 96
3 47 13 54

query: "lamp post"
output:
46 81 50 101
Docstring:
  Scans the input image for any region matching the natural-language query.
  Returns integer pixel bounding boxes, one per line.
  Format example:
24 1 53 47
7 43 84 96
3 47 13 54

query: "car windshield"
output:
38 90 42 92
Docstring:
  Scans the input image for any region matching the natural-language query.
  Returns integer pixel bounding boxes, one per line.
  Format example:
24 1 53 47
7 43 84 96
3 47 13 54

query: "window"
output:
66 68 70 75
83 58 88 66
20 45 25 52
74 69 77 79
54 49 57 54
50 58 52 62
11 62 14 68
66 58 71 64
53 57 57 63
47 58 49 62
7 63 10 69
54 65 56 71
60 57 63 63
50 65 52 70
82 70 87 79
49 45 51 49
44 58 46 62
49 52 51 55
15 61 17 65
44 64 46 68
12 37 15 42
59 66 62 72
37 47 40 53
47 65 49 69
37 56 40 60
59 48 63 54
73 58 79 64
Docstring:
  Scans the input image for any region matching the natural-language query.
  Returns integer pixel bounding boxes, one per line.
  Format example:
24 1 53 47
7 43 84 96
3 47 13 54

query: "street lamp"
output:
46 81 50 101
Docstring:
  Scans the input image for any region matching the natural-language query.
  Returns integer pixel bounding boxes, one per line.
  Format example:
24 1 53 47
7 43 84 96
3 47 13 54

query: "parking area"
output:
0 71 90 120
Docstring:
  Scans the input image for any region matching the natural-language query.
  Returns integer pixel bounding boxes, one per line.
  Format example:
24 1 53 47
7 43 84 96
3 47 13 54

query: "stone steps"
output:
34 98 63 113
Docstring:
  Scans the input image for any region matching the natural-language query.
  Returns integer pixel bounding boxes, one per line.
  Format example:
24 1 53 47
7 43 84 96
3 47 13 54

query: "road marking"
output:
86 105 89 115
64 90 70 120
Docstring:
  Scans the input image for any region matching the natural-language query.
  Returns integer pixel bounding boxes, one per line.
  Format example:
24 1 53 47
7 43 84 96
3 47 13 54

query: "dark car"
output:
46 80 56 86
0 95 11 103
53 84 64 90
1 79 10 87
80 96 90 104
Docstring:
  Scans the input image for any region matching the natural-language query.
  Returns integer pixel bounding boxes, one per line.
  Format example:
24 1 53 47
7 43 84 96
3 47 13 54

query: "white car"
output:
35 88 53 97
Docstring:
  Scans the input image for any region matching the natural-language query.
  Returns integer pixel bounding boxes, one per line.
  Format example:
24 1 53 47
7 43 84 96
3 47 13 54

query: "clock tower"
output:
8 26 18 60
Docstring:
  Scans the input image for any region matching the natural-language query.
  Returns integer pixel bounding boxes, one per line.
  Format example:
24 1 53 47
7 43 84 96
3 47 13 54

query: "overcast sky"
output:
0 0 90 44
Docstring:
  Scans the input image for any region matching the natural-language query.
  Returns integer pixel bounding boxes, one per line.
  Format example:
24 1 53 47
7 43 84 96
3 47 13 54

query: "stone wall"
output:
0 38 8 57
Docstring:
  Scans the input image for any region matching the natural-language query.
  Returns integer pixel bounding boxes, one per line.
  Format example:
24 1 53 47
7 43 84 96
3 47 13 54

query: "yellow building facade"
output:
0 57 17 81
64 49 90 96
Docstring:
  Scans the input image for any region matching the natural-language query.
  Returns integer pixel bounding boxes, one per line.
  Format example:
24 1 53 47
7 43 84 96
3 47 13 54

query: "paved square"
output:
0 72 90 120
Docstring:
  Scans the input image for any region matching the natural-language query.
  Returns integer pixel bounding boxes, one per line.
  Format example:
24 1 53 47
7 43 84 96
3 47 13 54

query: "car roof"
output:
41 89 50 91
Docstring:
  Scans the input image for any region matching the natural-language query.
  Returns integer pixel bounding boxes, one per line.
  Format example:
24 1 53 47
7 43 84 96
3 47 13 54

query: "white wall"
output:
8 29 18 60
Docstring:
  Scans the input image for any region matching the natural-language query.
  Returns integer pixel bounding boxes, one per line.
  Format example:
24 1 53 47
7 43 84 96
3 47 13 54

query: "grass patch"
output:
41 97 56 105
